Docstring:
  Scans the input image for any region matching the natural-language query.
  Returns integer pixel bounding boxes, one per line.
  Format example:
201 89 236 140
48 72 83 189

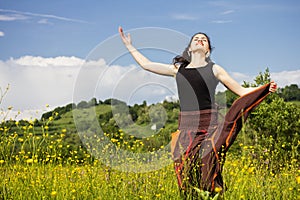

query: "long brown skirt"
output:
171 83 271 195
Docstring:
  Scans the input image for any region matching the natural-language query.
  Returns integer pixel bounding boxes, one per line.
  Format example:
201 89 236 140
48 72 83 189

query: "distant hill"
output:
0 98 180 160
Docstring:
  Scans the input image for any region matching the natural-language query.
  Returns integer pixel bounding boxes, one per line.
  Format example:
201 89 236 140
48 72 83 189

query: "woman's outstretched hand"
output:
269 81 277 93
119 26 131 46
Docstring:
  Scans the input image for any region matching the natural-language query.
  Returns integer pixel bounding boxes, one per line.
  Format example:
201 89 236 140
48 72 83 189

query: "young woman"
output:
119 26 277 197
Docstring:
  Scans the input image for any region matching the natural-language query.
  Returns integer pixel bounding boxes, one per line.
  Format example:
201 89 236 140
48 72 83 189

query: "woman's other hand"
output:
269 81 277 93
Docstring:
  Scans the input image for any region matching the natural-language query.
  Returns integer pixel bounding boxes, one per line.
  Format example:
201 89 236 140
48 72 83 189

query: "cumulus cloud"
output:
0 31 4 37
0 56 176 120
270 70 300 87
12 55 85 67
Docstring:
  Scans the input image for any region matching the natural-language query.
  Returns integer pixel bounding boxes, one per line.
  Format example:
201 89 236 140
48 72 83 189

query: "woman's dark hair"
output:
173 32 213 67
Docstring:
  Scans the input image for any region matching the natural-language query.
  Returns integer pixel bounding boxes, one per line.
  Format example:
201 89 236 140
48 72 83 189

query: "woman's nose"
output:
197 40 203 45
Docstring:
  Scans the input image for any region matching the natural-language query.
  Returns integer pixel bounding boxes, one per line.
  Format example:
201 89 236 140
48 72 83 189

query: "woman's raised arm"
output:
119 26 178 76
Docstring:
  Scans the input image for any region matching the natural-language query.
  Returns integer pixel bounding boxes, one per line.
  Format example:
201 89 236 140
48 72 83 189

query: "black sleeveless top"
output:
175 62 219 111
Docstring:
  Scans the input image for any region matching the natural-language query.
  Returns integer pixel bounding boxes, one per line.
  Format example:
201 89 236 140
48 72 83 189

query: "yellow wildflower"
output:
248 167 255 174
214 187 222 193
51 191 57 197
26 159 33 164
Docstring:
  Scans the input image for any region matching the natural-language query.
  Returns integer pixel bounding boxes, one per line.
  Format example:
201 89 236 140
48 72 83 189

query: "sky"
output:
0 0 300 120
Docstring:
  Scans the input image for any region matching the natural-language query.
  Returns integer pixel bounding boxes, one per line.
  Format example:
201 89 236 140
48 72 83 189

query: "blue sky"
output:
0 0 300 119
1 0 300 72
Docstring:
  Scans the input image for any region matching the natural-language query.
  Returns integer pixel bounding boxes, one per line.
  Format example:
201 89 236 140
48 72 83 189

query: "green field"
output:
1 99 300 199
1 153 299 199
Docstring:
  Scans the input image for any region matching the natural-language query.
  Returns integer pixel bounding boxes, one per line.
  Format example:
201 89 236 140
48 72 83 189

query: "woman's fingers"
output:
118 26 131 45
269 81 277 92
118 26 123 34
119 26 125 38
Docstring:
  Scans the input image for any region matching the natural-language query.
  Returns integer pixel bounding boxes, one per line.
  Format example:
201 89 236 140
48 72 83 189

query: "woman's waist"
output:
178 109 218 131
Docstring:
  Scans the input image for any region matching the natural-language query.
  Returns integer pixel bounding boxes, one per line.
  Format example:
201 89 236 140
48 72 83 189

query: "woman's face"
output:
189 34 210 54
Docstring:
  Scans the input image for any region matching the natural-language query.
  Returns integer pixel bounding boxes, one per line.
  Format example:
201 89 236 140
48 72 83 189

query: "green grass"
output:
0 102 299 199
1 154 299 200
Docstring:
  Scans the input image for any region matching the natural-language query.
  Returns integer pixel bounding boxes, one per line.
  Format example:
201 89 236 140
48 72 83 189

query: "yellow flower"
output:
248 167 255 174
51 191 57 197
111 138 118 143
296 176 300 184
26 159 33 164
214 187 222 193
0 160 4 164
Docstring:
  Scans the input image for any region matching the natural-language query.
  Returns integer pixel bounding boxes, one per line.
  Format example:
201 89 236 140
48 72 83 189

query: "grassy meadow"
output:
1 101 300 200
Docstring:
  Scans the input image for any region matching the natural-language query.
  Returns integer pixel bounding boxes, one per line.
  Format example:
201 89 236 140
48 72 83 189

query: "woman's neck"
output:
188 51 207 67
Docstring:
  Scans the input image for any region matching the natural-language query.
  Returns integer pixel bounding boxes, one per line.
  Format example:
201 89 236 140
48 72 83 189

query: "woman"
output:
118 27 277 197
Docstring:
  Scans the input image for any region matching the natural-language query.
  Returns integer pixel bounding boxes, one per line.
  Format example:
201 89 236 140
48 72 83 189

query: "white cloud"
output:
0 31 4 37
12 55 85 67
270 70 300 88
0 9 89 24
221 10 235 15
37 18 53 25
211 20 233 24
171 14 197 20
0 14 28 21
0 56 176 120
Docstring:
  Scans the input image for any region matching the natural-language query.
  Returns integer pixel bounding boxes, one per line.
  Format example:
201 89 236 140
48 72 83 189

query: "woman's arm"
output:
213 64 277 96
119 27 178 76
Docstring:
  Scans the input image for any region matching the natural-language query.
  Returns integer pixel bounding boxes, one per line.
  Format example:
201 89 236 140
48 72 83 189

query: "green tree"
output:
246 68 300 162
279 84 300 101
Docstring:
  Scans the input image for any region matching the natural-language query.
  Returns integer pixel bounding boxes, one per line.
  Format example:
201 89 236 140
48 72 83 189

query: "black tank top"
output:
175 62 219 111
